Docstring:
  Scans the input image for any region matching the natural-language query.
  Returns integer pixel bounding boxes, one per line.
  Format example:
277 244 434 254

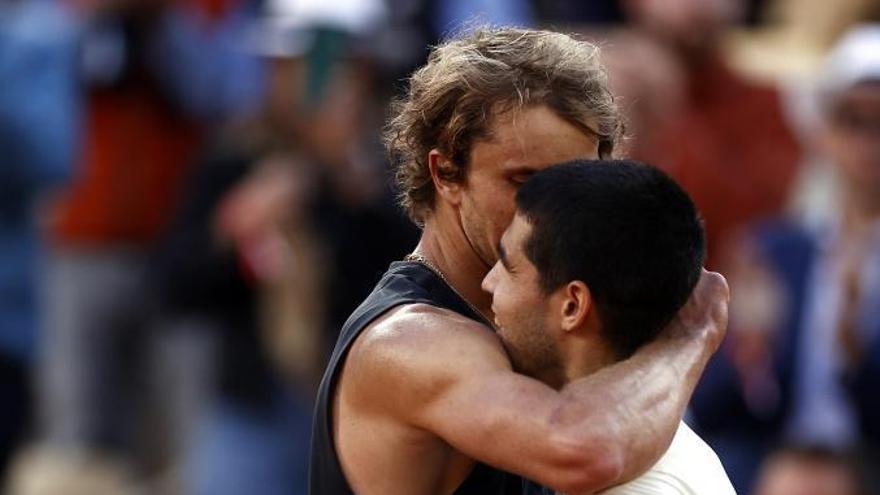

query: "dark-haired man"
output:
310 27 730 495
483 160 735 494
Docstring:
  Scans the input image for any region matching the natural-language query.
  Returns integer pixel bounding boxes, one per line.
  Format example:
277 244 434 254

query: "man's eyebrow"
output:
498 240 511 270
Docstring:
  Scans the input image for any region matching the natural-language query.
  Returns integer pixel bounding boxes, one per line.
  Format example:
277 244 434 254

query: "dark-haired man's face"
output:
482 214 565 387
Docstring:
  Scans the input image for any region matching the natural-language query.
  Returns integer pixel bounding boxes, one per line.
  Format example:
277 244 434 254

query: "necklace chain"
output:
403 253 496 330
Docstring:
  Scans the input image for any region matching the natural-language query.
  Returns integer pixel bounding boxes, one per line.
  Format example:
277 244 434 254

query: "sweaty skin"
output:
332 106 730 494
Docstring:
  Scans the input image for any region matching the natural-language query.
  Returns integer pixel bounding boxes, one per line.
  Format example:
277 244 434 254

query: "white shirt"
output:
599 422 736 495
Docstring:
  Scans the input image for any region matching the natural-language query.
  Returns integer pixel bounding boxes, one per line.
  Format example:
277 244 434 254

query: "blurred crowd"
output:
1 0 879 493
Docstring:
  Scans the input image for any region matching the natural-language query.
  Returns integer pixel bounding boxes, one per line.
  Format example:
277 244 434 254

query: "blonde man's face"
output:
455 105 600 270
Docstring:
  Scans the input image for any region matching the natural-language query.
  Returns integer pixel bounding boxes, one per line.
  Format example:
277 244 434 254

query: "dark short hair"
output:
516 160 705 359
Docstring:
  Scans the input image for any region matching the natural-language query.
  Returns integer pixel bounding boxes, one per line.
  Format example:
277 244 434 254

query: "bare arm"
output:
350 270 729 493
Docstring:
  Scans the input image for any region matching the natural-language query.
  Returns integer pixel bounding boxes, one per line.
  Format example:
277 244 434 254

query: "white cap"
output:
821 24 880 97
251 0 387 57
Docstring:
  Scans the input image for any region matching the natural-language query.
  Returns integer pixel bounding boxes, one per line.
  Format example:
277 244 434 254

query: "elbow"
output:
545 430 625 494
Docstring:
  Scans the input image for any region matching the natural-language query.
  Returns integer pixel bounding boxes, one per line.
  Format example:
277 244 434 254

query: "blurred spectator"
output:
691 24 880 494
601 30 687 159
753 445 865 495
152 1 418 492
31 0 262 485
0 0 79 479
156 144 318 495
621 0 802 267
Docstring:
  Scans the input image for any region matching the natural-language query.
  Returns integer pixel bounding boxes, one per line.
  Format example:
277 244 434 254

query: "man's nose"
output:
481 264 498 294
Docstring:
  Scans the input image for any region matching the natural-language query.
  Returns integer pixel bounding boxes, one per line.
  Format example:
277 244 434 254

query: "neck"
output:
558 338 617 386
412 213 495 320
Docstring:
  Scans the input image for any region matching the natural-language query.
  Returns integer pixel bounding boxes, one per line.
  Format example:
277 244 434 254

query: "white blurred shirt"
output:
599 422 736 495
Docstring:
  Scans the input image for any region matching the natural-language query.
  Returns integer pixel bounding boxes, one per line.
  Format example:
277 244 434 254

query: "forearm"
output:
555 331 713 489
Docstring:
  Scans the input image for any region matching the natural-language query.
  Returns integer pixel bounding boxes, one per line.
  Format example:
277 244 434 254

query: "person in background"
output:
621 0 802 267
0 0 79 480
690 24 880 494
29 0 262 488
153 1 418 492
599 30 686 159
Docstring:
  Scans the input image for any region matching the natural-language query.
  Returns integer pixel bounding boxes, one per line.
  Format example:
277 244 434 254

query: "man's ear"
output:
428 149 464 207
560 281 591 333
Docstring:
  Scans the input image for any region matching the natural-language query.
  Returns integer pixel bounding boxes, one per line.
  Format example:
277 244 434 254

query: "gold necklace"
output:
403 253 497 330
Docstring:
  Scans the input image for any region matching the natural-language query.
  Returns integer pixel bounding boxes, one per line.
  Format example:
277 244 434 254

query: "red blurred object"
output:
636 57 801 267
50 87 201 245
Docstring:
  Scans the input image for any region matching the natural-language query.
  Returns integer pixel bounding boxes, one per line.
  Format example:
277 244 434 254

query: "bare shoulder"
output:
356 303 508 360
341 303 511 411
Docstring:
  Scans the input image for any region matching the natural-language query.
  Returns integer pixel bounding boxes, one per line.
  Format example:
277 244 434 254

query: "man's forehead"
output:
505 214 532 249
473 106 601 168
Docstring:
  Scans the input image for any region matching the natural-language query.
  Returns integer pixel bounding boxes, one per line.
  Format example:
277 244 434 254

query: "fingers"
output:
697 269 731 304
697 269 730 352
659 269 731 348
667 269 729 345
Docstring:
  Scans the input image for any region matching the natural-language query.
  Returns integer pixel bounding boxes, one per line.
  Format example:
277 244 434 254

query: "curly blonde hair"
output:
384 26 624 225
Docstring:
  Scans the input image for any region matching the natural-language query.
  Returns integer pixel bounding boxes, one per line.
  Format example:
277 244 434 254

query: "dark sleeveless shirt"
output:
309 261 522 494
